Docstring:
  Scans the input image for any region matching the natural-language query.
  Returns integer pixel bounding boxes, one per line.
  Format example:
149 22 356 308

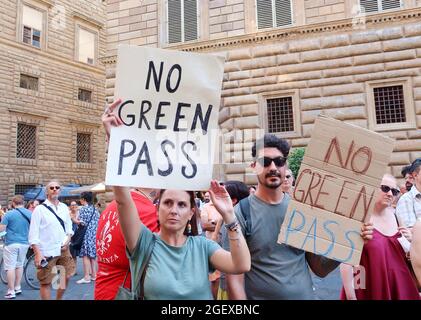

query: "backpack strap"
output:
15 208 30 225
42 203 66 232
239 197 252 237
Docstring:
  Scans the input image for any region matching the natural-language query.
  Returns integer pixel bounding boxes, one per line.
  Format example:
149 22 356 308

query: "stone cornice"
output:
100 55 117 65
8 108 49 119
100 7 421 65
0 37 105 74
72 11 105 29
175 7 421 52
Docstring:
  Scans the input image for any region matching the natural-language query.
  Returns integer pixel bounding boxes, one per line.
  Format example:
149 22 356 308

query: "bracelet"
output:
225 218 238 231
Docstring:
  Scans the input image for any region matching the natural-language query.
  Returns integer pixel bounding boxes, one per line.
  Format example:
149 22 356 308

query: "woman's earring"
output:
187 220 192 235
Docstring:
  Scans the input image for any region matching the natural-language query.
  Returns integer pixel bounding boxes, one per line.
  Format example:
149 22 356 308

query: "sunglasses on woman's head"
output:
380 185 400 196
49 186 61 190
256 156 287 168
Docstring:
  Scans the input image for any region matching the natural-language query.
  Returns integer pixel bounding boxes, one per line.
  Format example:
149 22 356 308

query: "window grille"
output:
78 88 92 103
374 85 406 124
267 97 294 133
20 74 39 91
17 123 36 159
77 133 91 163
15 184 36 196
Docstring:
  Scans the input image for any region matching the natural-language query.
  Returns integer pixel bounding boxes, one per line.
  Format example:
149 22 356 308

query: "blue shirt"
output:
128 225 220 300
1 208 31 245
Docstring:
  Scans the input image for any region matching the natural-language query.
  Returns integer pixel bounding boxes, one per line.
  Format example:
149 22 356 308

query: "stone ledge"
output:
8 108 49 119
73 11 104 29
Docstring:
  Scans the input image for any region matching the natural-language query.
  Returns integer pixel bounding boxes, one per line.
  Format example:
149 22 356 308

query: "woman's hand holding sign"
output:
102 98 123 142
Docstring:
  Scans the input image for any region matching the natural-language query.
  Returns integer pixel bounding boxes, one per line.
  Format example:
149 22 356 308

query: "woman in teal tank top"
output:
102 99 251 299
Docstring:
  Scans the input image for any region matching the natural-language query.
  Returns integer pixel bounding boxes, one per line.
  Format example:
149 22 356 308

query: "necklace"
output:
135 189 154 202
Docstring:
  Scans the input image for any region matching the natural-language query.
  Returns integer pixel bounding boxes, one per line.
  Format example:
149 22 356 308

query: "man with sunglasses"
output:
224 134 373 300
28 181 75 300
396 159 421 228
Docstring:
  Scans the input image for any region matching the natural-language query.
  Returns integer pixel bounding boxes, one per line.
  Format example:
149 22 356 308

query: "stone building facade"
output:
102 0 421 187
0 0 107 204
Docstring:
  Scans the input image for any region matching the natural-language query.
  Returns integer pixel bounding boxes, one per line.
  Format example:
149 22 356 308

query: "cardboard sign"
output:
278 116 394 265
105 45 225 190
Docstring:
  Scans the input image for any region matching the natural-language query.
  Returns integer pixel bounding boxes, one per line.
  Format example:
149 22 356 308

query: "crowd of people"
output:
0 99 420 301
0 187 100 299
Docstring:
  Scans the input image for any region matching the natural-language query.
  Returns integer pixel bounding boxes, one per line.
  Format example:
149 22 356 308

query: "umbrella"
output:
69 182 109 194
23 184 82 201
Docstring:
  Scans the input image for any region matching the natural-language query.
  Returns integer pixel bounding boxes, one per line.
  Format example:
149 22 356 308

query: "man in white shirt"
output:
396 159 421 228
28 180 75 300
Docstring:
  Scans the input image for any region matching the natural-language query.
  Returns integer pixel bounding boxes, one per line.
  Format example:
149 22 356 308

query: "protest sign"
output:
105 45 225 190
278 116 394 265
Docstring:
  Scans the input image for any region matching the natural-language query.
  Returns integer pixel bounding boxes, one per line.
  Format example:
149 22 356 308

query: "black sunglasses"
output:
256 156 287 168
380 185 400 196
49 186 61 190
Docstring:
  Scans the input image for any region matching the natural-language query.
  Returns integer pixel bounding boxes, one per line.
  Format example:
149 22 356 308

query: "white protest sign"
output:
278 116 394 265
106 45 225 190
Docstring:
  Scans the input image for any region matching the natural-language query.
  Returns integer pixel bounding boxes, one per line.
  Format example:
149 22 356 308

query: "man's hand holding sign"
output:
278 116 394 266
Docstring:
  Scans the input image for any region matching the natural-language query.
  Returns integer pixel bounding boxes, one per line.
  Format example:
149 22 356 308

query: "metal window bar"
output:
77 133 91 163
15 184 36 196
267 97 294 133
16 123 36 159
78 88 92 102
374 85 406 124
20 74 39 91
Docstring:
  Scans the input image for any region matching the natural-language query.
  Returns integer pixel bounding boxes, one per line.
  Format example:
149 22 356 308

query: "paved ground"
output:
0 254 94 300
0 246 342 300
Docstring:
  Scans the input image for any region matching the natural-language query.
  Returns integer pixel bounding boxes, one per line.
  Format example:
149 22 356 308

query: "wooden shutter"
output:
360 0 379 13
183 0 198 42
256 0 273 29
381 0 401 10
275 0 292 27
168 0 182 44
23 26 32 44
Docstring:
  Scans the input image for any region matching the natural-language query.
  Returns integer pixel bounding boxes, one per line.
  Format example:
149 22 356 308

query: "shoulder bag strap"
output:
84 205 96 227
42 203 66 232
138 238 155 300
15 208 31 225
121 267 130 289
133 233 156 300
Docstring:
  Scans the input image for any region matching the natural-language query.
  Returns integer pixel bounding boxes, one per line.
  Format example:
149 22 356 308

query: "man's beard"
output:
406 182 413 192
258 171 282 189
50 195 59 201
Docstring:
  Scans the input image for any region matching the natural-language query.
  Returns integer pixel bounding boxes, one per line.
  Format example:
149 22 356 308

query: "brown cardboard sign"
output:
278 116 394 265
